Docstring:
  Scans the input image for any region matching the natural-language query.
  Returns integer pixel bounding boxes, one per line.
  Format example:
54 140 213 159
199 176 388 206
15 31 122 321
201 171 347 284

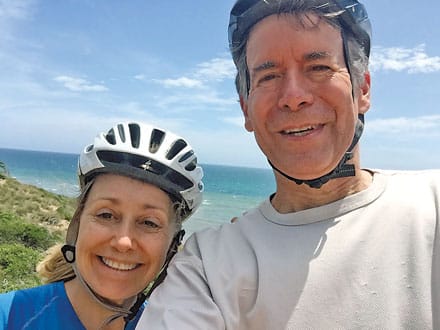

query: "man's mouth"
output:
281 125 319 137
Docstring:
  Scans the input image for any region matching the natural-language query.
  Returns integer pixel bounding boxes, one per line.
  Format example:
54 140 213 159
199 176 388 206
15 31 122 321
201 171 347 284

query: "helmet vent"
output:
129 123 141 148
105 129 117 145
117 124 126 143
179 150 194 163
166 139 187 160
185 159 197 171
150 129 165 153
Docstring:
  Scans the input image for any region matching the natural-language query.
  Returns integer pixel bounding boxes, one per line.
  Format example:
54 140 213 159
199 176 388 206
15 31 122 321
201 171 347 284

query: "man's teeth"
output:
283 126 315 136
101 257 137 271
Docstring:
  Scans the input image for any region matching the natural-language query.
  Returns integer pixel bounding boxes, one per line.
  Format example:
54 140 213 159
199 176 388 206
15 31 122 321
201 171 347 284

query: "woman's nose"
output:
111 224 137 252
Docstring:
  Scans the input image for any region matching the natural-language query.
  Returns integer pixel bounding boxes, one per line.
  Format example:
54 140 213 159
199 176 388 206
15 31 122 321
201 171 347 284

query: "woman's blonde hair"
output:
36 243 75 283
36 180 92 283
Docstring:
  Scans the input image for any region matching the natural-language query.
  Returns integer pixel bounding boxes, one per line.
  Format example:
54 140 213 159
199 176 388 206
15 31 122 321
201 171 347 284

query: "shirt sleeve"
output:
433 176 440 330
0 291 15 329
135 234 225 330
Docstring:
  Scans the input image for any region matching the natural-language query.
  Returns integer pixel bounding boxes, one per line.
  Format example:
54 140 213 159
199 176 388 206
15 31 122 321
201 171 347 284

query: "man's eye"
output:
311 65 331 72
259 74 277 83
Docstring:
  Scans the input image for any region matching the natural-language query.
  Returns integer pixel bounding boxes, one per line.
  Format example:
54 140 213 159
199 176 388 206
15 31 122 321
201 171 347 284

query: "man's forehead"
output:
246 15 342 67
249 11 330 35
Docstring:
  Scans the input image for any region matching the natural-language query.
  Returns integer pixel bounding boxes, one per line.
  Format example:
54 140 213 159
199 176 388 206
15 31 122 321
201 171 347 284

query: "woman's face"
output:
75 173 176 302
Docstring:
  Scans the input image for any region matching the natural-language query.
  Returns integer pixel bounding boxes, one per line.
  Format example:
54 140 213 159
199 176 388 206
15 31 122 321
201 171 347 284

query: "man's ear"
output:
358 71 371 115
240 95 254 132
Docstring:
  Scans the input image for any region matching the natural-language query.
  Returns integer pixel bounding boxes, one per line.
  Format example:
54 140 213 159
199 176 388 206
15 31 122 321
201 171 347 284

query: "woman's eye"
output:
96 212 114 220
141 218 160 230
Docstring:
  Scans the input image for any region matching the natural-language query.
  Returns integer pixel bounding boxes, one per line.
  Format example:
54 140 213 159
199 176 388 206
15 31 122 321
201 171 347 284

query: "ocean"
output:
0 148 275 236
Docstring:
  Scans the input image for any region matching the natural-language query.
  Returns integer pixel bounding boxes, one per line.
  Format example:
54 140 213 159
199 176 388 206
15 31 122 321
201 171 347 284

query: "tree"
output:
0 161 9 179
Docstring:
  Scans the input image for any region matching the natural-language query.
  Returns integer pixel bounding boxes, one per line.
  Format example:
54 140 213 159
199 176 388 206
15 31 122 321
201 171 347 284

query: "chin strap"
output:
60 229 185 326
145 229 185 299
269 114 364 189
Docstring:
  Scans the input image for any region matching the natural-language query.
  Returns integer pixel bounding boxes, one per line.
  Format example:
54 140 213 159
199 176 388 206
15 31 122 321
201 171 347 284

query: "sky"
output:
0 0 439 170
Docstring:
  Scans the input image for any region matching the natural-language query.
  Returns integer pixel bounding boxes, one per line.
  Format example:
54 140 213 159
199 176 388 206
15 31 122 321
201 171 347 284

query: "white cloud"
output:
194 57 236 81
152 56 235 90
155 92 237 111
153 76 203 88
370 44 440 74
0 0 34 20
368 115 440 135
222 116 244 127
134 74 145 81
54 76 108 92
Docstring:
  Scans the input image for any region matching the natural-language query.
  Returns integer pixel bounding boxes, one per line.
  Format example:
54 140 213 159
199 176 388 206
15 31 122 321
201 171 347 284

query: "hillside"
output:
0 177 76 292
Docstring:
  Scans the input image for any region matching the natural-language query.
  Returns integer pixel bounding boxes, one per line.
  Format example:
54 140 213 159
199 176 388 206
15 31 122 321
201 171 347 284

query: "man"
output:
137 1 440 329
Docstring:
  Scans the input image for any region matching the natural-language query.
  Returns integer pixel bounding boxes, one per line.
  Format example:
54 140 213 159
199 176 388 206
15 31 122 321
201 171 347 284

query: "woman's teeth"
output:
101 257 137 271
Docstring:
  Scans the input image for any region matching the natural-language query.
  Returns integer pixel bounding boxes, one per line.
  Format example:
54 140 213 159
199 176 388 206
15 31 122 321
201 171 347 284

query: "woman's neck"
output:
65 278 125 330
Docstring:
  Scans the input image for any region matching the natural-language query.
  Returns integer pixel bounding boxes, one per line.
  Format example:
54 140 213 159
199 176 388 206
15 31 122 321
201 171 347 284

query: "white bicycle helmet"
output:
61 121 203 325
78 121 204 221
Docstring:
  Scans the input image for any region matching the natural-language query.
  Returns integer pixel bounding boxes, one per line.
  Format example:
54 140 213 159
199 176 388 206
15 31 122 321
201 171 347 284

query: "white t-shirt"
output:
137 170 440 329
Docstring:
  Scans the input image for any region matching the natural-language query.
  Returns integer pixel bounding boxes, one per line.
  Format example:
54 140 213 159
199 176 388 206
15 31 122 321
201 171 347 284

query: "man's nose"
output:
277 70 313 111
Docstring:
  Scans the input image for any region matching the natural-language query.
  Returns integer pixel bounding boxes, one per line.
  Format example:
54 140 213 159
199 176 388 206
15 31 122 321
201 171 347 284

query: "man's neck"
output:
271 169 373 213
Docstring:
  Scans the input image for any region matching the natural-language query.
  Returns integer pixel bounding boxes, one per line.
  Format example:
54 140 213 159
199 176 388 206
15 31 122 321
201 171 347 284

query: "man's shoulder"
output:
373 168 440 182
373 169 440 195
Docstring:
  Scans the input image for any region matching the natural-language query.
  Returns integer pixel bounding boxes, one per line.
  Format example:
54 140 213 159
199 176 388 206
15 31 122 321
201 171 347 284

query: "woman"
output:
0 121 203 329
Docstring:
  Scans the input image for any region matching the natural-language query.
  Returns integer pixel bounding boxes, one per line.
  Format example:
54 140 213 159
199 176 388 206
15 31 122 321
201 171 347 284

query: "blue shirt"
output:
0 281 145 329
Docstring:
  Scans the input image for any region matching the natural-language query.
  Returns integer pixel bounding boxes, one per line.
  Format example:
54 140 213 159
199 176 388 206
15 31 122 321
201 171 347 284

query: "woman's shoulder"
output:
1 281 84 329
8 281 65 307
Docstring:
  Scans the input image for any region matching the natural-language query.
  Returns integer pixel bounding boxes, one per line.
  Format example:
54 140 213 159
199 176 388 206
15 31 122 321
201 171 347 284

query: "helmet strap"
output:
266 26 365 189
268 114 364 189
146 229 185 298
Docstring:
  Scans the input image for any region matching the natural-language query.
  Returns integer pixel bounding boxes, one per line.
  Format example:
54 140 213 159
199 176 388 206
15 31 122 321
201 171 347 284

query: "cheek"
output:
141 234 173 263
245 95 268 129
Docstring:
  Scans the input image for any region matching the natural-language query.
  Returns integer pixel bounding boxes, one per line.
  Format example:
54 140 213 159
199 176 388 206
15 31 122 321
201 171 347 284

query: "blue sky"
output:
1 0 439 169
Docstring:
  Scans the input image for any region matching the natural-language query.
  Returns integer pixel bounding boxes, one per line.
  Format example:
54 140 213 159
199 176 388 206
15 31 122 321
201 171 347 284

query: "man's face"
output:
241 13 370 180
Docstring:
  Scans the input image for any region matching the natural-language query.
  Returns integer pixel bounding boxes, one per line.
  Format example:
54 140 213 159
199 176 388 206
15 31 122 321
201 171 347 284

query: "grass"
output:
0 176 76 293
0 176 76 233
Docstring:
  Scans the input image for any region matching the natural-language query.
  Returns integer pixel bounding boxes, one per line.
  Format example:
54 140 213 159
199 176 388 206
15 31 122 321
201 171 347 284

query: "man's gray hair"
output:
232 1 369 99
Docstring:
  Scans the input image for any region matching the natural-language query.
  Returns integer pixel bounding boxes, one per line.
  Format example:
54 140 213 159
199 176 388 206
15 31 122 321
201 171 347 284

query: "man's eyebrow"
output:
251 51 333 73
304 51 332 61
251 61 276 74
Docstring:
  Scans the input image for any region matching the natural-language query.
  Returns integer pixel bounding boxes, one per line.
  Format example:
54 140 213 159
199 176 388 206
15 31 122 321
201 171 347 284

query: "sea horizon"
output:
0 147 275 236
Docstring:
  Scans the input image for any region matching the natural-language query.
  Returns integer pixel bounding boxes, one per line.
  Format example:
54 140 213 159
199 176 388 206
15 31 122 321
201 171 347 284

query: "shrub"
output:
0 161 9 179
0 212 58 250
0 243 42 292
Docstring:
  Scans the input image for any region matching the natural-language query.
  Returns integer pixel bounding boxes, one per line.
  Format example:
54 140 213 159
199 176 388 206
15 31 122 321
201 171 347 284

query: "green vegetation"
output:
0 160 9 179
0 176 76 293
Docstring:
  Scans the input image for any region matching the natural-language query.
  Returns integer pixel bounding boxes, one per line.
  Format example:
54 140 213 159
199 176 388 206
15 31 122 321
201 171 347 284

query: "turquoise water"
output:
0 148 275 235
